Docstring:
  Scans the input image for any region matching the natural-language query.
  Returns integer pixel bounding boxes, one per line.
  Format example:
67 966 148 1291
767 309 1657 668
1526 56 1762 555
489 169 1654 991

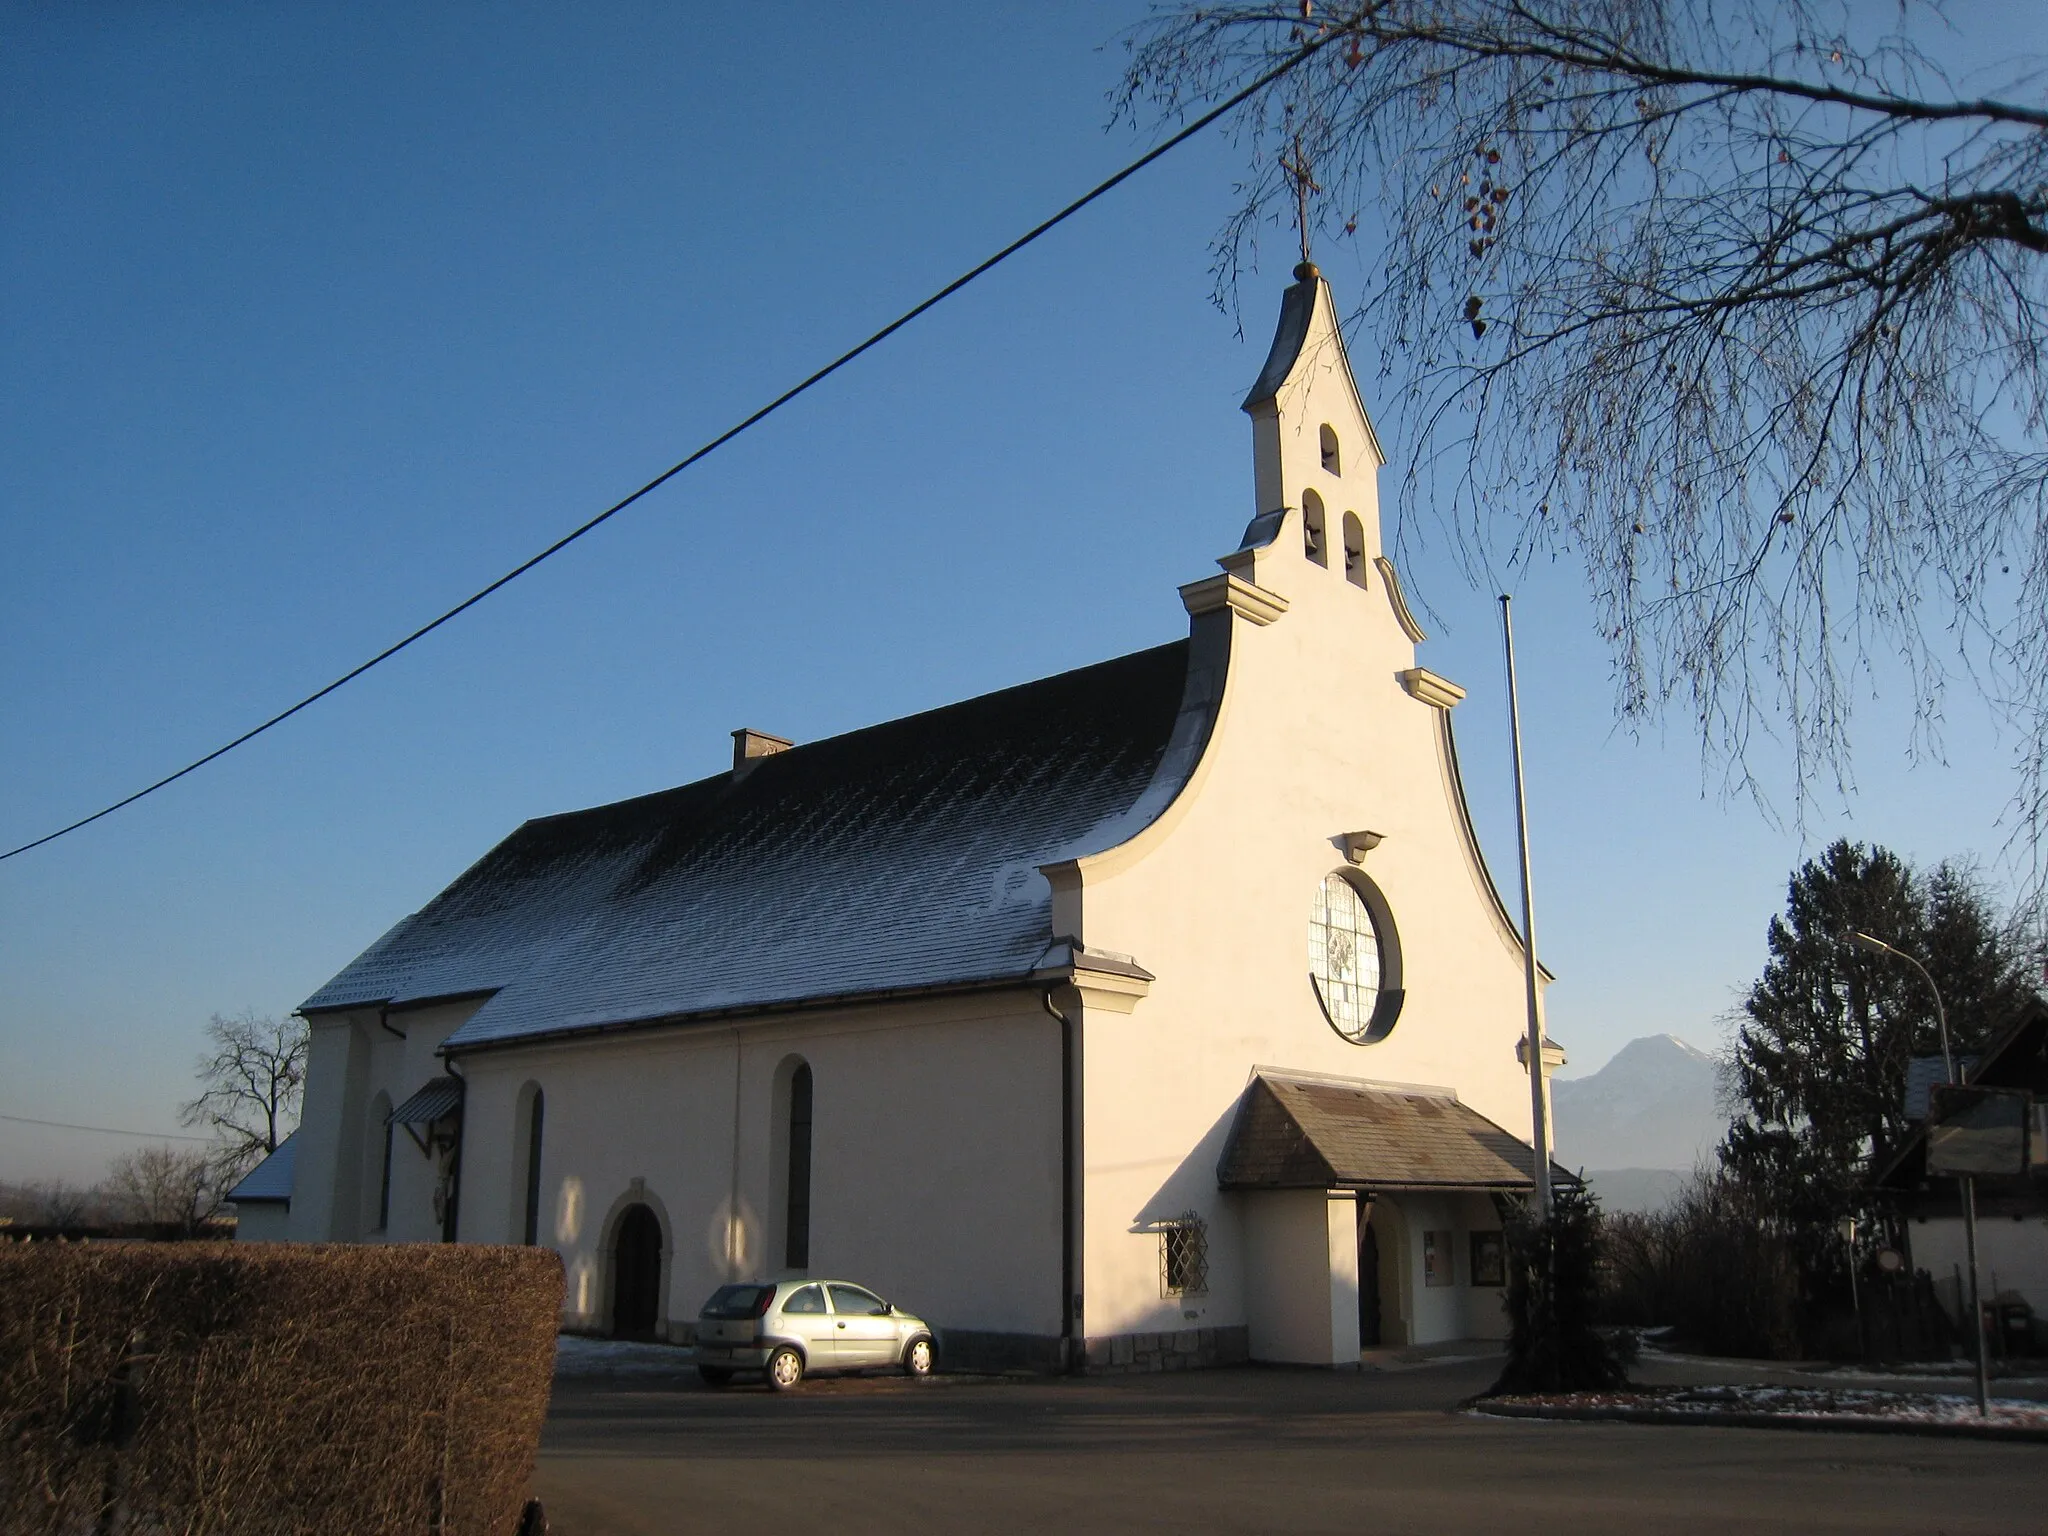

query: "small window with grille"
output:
1160 1213 1210 1297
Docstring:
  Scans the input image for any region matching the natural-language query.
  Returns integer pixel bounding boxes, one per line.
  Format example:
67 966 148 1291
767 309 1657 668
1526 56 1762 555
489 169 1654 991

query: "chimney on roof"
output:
732 728 793 776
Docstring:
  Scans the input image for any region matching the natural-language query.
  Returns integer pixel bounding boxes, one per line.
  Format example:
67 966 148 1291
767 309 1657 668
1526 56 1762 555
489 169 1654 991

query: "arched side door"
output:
611 1203 663 1339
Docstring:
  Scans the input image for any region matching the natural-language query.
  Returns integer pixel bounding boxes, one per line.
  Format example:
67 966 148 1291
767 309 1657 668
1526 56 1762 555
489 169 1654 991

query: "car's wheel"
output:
902 1336 934 1378
697 1366 734 1388
764 1346 805 1391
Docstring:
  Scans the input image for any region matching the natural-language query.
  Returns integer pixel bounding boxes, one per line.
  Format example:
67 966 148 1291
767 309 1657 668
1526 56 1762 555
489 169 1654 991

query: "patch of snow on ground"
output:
554 1334 698 1378
1489 1383 2048 1429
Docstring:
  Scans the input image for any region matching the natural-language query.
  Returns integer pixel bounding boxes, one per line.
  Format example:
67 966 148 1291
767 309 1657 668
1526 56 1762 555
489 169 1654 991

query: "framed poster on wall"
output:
1469 1230 1506 1288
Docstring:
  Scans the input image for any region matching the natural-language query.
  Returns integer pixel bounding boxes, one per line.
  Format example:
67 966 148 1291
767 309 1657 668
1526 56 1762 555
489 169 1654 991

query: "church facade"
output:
258 265 1564 1370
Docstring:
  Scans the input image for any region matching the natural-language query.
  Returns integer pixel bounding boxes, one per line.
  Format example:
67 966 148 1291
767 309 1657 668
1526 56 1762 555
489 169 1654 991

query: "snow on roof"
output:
226 1133 296 1204
302 642 1196 1051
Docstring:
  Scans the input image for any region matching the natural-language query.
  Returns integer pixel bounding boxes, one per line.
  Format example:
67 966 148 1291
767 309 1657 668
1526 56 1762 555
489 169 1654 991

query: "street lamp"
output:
1847 929 1989 1416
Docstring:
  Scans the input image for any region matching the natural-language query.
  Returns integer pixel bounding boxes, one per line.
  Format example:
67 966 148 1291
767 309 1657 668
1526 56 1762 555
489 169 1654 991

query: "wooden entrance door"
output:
611 1203 663 1339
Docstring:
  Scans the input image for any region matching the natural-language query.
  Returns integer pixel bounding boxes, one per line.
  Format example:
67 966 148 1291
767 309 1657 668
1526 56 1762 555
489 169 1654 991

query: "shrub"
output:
0 1242 561 1535
1492 1182 1634 1394
1598 1170 1804 1359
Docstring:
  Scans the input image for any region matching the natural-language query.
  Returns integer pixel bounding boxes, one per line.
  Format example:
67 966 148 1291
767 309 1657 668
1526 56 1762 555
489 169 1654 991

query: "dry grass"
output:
0 1242 561 1535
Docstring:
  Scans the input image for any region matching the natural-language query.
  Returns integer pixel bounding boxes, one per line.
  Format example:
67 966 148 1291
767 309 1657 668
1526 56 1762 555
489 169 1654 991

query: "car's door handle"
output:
836 1322 846 1329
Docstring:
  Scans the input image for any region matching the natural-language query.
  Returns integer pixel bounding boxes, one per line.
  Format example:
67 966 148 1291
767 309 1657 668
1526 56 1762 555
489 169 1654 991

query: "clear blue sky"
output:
4 1 2043 1185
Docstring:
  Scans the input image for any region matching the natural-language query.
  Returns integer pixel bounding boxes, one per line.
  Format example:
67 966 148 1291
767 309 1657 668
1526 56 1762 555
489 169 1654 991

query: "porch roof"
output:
1217 1071 1570 1193
388 1076 464 1126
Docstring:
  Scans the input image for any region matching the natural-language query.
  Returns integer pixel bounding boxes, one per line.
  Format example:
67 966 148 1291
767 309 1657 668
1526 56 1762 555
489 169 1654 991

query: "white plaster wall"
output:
1458 1194 1512 1341
1910 1213 2048 1320
289 999 482 1243
459 990 1061 1340
1366 1196 1412 1346
289 1016 367 1241
1243 1190 1359 1364
1322 1192 1363 1363
1062 275 1552 1351
232 1204 290 1242
385 1002 474 1244
1399 1191 1468 1345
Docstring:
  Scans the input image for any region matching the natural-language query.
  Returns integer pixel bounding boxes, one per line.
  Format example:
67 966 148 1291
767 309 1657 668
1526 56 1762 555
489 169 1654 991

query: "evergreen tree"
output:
1493 1182 1633 1393
1724 840 2035 1321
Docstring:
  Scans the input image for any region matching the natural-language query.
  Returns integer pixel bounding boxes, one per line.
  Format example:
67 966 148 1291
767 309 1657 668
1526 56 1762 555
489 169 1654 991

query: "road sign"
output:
1926 1085 2031 1177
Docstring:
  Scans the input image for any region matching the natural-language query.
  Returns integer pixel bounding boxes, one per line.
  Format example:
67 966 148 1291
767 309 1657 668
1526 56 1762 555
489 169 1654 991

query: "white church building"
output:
244 262 1567 1371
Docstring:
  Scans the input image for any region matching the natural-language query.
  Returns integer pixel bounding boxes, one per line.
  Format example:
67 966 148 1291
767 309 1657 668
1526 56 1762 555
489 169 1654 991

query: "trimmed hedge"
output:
0 1243 561 1535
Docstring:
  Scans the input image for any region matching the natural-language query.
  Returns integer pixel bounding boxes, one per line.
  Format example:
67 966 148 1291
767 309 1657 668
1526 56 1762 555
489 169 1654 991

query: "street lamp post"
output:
1848 930 1990 1417
1500 595 1552 1223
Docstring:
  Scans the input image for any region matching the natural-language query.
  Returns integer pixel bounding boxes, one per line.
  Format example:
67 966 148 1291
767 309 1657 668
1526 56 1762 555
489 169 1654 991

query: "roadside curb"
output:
1468 1399 2048 1443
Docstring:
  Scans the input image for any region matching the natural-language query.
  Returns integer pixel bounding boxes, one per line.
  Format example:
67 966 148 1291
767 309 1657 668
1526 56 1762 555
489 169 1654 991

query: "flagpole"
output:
1500 595 1553 1221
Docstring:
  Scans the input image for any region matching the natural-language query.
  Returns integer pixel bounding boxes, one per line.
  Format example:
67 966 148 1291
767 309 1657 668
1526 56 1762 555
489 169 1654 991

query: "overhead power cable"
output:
0 34 1333 865
0 1110 214 1143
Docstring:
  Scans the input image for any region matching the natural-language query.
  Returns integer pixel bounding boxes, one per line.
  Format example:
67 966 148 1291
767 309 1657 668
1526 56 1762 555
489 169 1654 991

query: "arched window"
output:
785 1062 814 1270
1342 513 1368 588
1301 489 1328 566
1319 424 1342 476
518 1084 545 1246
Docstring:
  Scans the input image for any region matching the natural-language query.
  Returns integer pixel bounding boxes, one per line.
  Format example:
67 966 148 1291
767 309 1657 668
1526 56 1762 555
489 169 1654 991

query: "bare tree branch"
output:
180 1010 308 1186
1121 0 2048 883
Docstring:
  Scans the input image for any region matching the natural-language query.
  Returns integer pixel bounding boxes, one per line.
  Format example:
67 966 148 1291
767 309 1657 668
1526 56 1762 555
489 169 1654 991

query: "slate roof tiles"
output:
1218 1071 1563 1192
302 641 1195 1051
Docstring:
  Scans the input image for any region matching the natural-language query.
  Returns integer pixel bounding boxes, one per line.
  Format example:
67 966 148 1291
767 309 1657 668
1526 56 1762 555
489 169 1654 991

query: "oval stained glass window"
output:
1309 873 1382 1042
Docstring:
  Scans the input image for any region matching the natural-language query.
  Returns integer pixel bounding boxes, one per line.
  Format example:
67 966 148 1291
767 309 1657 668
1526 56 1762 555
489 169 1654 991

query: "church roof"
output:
1903 1053 1979 1121
302 641 1196 1051
1217 1071 1569 1192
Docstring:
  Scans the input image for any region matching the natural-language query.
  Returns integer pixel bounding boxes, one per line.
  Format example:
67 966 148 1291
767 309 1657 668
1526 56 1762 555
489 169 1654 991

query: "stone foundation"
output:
1083 1324 1250 1374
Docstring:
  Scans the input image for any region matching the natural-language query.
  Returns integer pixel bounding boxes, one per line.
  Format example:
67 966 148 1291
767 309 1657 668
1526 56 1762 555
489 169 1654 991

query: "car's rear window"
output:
700 1284 773 1319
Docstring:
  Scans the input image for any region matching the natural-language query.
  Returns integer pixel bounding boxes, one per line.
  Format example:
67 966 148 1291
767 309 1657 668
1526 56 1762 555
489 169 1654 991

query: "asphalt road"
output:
535 1350 2047 1534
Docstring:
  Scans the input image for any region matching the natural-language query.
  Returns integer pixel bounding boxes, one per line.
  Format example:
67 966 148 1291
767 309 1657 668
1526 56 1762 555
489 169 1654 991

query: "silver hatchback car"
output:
693 1278 935 1389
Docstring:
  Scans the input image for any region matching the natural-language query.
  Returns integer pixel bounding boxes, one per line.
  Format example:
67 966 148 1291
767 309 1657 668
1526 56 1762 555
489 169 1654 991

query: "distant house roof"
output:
1904 1054 1979 1121
303 642 1199 1052
1877 994 2048 1189
1217 1072 1573 1193
226 1133 296 1205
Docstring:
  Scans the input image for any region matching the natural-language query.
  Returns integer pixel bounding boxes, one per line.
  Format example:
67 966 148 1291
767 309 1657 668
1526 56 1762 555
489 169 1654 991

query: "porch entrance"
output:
1357 1203 1382 1348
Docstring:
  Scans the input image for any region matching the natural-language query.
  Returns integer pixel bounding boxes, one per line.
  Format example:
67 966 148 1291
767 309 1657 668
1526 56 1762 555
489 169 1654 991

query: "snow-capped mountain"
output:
1551 1033 1726 1187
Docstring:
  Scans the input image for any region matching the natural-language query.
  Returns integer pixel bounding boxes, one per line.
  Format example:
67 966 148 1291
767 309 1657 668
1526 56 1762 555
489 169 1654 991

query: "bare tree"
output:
31 1180 95 1229
180 1010 309 1185
1121 1 2048 870
107 1145 220 1233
